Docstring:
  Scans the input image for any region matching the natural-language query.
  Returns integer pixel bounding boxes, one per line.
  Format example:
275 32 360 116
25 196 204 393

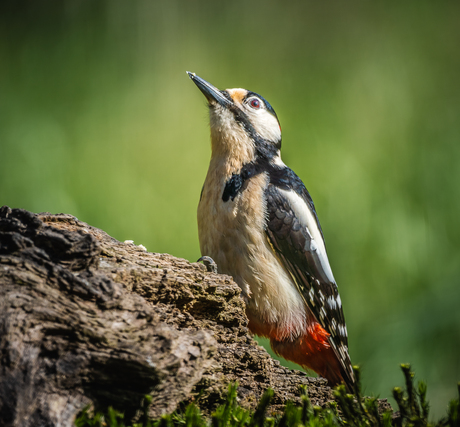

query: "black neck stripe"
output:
222 156 281 202
228 104 281 155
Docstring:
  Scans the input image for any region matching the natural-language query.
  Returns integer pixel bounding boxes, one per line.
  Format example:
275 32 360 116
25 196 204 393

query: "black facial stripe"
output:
210 94 256 141
214 89 282 159
231 108 281 156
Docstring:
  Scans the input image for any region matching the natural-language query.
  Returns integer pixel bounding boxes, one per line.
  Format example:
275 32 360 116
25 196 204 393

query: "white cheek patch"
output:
247 109 281 143
213 88 281 145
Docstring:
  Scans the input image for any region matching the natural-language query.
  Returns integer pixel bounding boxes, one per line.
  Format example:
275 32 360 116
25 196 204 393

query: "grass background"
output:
1 0 459 418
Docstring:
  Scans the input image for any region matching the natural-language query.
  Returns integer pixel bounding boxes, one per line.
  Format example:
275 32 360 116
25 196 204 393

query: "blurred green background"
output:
1 0 459 418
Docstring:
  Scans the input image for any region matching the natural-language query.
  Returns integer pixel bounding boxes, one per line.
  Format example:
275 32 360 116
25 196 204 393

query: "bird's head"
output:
187 72 282 165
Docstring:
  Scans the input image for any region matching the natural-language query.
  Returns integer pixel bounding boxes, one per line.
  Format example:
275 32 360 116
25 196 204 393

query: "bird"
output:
187 71 355 390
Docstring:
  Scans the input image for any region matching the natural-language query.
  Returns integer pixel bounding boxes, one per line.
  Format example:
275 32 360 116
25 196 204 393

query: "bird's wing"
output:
264 178 354 385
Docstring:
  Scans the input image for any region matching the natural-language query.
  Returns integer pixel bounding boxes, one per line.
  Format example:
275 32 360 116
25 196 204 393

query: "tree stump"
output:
0 207 389 426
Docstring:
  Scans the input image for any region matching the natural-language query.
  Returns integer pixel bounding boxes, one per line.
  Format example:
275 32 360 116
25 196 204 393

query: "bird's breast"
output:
198 164 269 286
198 160 306 339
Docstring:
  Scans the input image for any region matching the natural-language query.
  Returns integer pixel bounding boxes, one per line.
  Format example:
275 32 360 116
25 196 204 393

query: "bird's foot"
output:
197 256 218 273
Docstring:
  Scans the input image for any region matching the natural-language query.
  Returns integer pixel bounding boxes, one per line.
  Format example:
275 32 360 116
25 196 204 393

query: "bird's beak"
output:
187 72 232 108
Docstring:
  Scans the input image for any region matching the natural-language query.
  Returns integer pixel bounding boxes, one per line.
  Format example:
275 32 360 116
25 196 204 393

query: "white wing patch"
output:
327 296 337 309
276 188 336 284
338 324 348 337
271 154 285 168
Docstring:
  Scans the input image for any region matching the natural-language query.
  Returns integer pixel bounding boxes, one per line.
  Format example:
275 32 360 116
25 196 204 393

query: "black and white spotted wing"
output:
264 167 354 386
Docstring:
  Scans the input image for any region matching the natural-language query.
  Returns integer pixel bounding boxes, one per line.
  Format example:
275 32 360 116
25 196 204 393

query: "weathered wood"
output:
0 206 388 426
0 206 217 426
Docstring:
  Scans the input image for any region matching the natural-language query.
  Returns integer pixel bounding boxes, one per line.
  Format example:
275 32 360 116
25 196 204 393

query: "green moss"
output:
75 365 460 427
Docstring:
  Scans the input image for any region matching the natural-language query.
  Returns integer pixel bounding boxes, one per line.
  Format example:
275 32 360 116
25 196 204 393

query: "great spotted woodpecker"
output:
188 72 354 390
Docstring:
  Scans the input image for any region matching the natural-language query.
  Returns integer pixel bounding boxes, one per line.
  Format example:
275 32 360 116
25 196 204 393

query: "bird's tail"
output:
270 323 354 392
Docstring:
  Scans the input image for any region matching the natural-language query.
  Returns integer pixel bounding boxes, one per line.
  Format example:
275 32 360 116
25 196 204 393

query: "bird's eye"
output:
248 98 261 109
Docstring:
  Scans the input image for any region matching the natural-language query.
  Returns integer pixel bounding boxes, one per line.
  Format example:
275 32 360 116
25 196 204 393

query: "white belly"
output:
197 167 306 339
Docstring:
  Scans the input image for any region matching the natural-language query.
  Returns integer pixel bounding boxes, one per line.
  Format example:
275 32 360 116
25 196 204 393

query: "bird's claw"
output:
197 256 218 273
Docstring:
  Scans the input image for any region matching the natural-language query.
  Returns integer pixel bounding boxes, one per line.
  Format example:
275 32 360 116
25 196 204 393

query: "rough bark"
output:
0 207 391 426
